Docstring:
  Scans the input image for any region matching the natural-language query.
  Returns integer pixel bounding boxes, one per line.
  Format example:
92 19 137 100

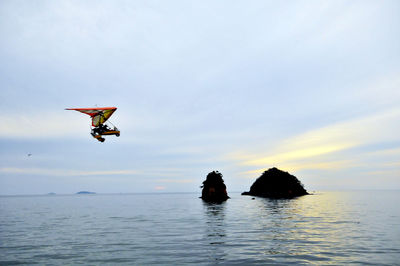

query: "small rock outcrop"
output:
201 171 229 203
242 167 308 198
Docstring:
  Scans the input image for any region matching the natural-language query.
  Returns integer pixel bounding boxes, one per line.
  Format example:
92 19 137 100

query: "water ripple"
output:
0 191 399 265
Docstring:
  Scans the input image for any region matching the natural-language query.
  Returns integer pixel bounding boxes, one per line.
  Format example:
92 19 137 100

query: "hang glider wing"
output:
66 107 117 127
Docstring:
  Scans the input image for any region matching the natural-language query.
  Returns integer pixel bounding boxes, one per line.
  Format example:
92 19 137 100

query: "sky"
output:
0 0 399 195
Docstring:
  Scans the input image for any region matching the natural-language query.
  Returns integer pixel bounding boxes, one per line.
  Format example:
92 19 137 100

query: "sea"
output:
1 191 399 265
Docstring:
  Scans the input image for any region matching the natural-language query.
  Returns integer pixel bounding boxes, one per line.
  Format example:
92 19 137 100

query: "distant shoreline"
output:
1 189 399 197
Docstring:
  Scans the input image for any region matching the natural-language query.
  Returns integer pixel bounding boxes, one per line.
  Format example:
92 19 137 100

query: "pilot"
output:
100 124 110 133
92 127 100 135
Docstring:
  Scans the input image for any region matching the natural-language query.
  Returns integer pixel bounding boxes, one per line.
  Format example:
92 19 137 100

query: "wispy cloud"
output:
155 179 194 184
0 167 140 176
0 166 190 178
243 145 352 166
233 108 400 174
242 160 356 177
0 112 86 139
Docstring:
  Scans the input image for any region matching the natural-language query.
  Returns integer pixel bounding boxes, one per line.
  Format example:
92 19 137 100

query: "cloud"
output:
243 145 352 166
155 179 194 184
233 107 400 173
0 167 140 176
0 112 87 139
0 166 192 179
1 1 399 192
242 160 356 177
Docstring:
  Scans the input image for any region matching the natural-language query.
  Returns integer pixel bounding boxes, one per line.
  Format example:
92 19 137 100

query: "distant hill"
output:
76 191 96 194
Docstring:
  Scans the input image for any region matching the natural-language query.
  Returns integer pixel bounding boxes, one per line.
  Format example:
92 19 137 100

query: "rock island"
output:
242 167 308 198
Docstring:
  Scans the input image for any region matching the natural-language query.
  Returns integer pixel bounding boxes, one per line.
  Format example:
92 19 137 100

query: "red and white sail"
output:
66 107 117 127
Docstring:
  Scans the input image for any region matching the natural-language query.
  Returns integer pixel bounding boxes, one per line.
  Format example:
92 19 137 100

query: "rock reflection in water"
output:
202 201 227 263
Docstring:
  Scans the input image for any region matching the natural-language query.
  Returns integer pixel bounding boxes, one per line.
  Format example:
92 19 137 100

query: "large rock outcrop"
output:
242 167 308 198
201 171 229 203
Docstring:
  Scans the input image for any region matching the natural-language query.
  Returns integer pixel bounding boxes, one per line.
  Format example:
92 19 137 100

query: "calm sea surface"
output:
1 191 399 265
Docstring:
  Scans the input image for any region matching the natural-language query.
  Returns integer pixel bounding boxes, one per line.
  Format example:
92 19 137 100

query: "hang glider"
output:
66 107 120 142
